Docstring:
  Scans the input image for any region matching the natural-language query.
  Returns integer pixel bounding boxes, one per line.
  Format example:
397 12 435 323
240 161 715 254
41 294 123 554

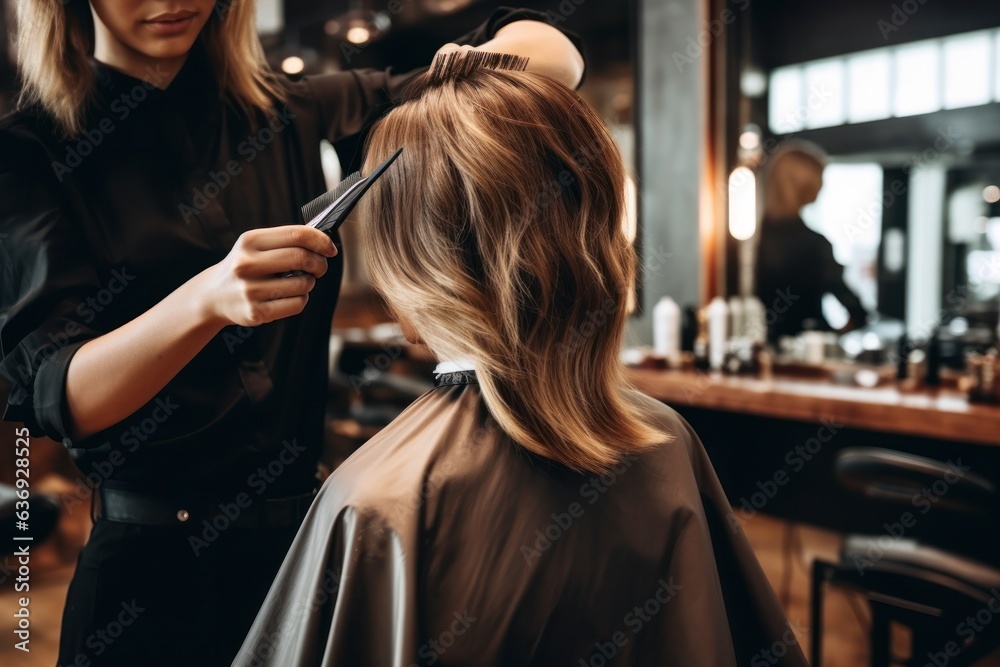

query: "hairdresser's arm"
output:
472 20 584 89
301 8 586 144
63 227 336 441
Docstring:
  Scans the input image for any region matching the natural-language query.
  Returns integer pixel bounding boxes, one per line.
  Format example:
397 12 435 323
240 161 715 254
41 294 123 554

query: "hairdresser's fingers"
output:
239 226 337 257
242 275 316 301
243 247 329 279
433 42 473 59
253 294 312 323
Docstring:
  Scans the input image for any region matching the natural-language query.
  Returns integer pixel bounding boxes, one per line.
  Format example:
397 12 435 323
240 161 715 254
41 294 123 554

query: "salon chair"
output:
810 447 1000 667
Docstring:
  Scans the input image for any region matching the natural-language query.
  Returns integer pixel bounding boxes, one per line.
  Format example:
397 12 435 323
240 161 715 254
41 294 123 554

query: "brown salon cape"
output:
234 371 808 667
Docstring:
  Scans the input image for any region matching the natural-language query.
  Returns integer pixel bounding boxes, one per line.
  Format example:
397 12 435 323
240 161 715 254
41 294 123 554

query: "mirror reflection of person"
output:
755 144 868 342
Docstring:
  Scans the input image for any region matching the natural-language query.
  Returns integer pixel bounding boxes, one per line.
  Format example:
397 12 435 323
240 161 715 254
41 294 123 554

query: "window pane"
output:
893 40 941 117
995 29 1000 102
769 66 805 133
256 0 284 35
847 50 891 123
968 251 1000 285
942 31 991 109
803 59 846 129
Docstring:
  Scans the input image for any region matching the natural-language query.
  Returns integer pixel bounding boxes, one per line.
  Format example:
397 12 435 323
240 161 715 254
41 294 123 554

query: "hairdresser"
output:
0 2 584 664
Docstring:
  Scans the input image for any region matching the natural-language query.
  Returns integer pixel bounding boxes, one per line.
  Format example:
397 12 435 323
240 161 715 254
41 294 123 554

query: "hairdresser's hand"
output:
198 226 337 327
434 43 474 59
462 20 585 89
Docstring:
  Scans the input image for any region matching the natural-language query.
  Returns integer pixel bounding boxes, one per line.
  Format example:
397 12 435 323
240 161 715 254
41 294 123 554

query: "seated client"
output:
234 54 807 667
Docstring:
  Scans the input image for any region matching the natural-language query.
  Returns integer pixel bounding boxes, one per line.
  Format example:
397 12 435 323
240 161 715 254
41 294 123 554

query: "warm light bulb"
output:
728 167 757 241
739 131 760 150
346 25 371 44
281 56 305 75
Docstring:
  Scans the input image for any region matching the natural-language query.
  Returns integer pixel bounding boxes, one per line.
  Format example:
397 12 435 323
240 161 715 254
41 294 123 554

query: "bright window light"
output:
846 50 891 123
943 31 991 109
995 29 1000 102
893 40 942 117
968 250 1000 285
821 293 851 330
768 28 999 134
803 59 846 128
801 163 884 311
769 67 805 133
256 0 283 35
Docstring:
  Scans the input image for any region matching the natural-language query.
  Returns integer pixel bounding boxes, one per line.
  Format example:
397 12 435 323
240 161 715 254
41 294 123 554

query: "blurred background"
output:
2 1 1000 665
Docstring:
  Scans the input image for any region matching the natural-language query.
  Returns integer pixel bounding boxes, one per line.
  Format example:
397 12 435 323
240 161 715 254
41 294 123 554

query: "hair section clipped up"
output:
360 51 668 474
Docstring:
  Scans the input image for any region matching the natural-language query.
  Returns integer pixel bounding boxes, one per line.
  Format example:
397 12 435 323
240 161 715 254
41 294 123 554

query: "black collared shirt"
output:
0 8 584 499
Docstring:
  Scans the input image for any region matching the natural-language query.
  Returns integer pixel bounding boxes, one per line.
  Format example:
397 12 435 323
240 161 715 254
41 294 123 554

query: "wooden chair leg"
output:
811 559 830 667
870 601 891 667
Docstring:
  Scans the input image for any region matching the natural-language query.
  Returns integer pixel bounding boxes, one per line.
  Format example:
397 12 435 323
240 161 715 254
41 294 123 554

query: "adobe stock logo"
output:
50 65 171 182
578 577 682 667
877 0 930 40
179 108 297 224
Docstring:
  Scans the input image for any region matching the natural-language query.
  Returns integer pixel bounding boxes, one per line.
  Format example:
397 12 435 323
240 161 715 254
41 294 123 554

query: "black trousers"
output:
57 515 299 666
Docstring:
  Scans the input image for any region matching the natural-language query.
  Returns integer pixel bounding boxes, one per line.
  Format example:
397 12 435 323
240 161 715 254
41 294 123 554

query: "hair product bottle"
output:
728 296 745 339
707 297 729 371
653 296 681 364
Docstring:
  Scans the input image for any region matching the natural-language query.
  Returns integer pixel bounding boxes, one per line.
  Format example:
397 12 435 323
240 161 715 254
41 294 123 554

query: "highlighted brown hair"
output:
360 60 667 474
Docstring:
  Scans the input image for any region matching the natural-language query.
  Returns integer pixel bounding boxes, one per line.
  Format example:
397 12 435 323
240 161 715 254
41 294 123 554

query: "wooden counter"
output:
627 368 1000 446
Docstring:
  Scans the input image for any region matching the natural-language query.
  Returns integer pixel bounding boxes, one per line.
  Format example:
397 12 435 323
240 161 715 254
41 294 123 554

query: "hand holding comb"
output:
281 147 403 278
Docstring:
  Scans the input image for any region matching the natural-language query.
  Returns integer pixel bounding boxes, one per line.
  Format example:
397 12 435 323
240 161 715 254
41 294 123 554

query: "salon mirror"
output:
726 0 1000 367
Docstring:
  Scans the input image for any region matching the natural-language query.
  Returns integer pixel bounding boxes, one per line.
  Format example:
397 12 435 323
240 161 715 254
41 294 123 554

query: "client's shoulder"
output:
309 386 490 518
620 388 708 469
621 388 692 441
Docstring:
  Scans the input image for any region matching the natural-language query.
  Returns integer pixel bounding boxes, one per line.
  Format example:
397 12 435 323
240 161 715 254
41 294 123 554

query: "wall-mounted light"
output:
738 130 760 151
281 56 305 75
728 166 757 241
421 0 474 13
346 20 372 45
740 67 767 98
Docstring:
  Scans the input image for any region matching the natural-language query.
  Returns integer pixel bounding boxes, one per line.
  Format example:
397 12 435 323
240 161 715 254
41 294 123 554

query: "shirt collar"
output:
433 359 477 376
89 38 219 113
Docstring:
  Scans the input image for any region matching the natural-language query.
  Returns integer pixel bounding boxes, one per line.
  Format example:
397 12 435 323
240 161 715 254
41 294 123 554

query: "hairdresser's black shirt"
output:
0 8 585 499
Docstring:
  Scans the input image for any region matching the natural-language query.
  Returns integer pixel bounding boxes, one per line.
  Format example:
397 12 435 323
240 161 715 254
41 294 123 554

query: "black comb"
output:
426 51 529 86
303 172 362 229
281 147 403 277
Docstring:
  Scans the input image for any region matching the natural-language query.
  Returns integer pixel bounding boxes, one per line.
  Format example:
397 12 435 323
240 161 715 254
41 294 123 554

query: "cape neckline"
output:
434 370 478 387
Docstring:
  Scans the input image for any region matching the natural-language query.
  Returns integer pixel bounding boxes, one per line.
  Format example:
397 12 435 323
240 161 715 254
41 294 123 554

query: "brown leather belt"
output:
96 485 316 528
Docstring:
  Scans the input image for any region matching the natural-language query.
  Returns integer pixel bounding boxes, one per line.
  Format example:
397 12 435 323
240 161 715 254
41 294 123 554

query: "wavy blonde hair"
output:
13 0 284 138
360 67 667 474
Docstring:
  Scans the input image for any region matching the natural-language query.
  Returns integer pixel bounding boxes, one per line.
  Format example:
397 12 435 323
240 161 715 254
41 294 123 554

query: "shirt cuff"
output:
32 339 88 446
